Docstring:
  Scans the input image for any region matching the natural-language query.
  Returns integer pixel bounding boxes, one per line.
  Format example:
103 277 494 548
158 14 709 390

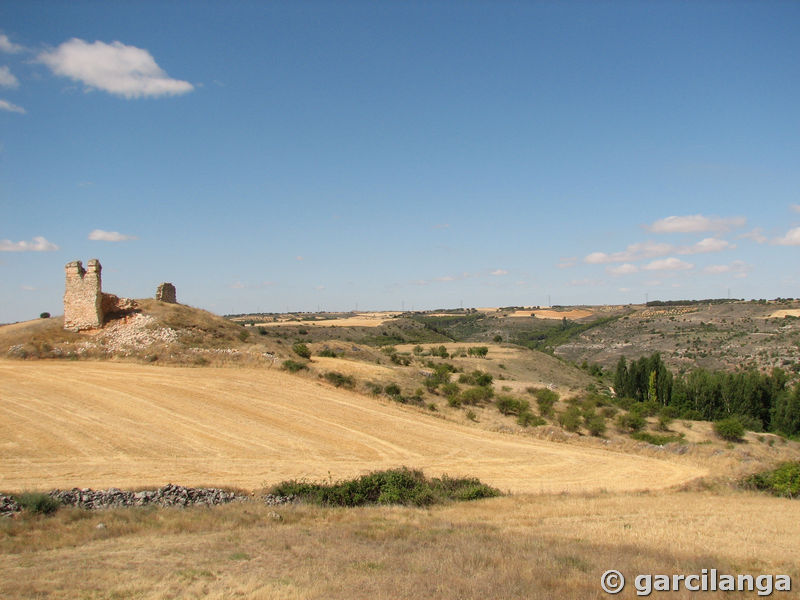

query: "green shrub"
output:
282 359 308 373
323 371 355 389
459 386 494 405
14 492 61 515
467 346 488 358
681 409 704 421
292 343 311 359
558 406 582 432
714 417 745 442
458 370 493 387
238 329 250 342
741 462 800 498
631 431 685 446
517 411 546 427
39 312 50 319
366 382 383 396
317 348 337 358
385 383 402 397
269 468 501 507
616 412 646 433
495 395 530 416
584 412 607 437
440 382 460 400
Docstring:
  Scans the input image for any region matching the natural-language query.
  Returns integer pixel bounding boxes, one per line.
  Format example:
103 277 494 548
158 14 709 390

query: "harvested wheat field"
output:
254 313 398 328
0 360 704 493
511 309 594 319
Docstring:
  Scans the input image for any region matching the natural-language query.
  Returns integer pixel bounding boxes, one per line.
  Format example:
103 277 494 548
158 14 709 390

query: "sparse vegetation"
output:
269 468 501 507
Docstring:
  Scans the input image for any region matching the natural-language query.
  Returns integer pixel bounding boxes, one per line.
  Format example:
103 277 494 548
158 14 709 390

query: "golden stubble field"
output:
1 359 799 599
0 360 704 493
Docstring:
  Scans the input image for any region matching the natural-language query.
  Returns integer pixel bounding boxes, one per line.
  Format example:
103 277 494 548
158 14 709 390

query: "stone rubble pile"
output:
48 484 243 509
0 494 21 516
97 313 179 353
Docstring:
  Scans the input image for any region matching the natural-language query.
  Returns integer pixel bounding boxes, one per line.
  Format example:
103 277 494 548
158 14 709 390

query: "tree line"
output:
613 353 800 436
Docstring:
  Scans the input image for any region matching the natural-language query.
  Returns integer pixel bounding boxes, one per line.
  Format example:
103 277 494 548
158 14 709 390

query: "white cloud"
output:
703 260 751 276
567 278 605 287
647 214 746 233
88 229 137 242
21 285 36 291
739 227 767 244
38 38 194 99
606 263 639 276
490 269 508 276
773 227 800 246
791 204 800 213
678 237 734 255
0 35 24 54
0 236 59 252
0 99 25 113
230 281 245 289
557 257 577 269
643 257 694 271
436 275 456 282
0 66 18 88
584 241 673 264
619 287 631 292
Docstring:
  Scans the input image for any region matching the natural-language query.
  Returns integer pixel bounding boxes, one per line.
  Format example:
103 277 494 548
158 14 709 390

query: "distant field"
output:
511 309 594 319
0 360 704 493
254 312 401 328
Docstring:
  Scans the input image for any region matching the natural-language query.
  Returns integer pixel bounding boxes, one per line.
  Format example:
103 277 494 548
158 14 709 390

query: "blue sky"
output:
2 1 799 322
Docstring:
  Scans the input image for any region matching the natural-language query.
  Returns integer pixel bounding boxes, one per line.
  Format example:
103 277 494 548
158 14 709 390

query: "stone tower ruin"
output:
63 259 138 331
155 282 177 304
64 259 103 331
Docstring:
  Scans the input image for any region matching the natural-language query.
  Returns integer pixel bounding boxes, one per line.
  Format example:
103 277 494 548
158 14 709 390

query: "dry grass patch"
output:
1 490 796 599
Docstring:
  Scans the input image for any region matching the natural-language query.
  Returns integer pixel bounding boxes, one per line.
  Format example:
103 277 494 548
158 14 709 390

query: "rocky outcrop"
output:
100 293 138 319
0 494 20 516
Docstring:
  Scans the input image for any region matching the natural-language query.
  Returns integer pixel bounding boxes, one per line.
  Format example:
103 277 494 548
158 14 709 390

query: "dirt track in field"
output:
0 361 705 493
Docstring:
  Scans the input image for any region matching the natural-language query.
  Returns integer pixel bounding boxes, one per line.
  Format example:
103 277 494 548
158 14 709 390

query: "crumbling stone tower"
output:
155 282 177 304
64 259 103 331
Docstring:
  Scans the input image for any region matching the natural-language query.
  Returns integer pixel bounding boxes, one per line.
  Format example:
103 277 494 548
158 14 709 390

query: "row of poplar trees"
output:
613 353 800 436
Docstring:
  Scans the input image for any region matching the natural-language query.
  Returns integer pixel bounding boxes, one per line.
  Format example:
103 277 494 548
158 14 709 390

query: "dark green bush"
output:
323 371 355 388
467 346 488 358
39 312 50 319
495 395 530 416
318 348 337 358
365 382 383 396
385 383 402 397
14 492 61 515
741 462 800 498
517 411 546 427
282 359 308 373
681 409 705 421
292 343 311 359
558 406 582 432
584 412 607 437
616 411 646 433
459 386 494 405
269 468 501 507
714 417 745 442
631 431 685 446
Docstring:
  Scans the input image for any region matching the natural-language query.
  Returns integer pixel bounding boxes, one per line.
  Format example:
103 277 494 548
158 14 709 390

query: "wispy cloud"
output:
0 34 24 54
0 236 59 252
567 278 605 287
490 269 508 276
38 38 194 99
647 214 746 234
21 285 36 291
703 260 751 278
739 227 767 244
791 204 800 213
584 241 672 264
677 237 734 255
606 263 639 276
557 257 576 269
773 227 800 246
88 229 137 242
0 99 25 114
0 66 18 88
433 223 450 229
643 257 693 271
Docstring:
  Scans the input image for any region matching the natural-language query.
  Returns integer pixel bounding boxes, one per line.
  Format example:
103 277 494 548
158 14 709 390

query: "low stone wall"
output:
0 484 296 516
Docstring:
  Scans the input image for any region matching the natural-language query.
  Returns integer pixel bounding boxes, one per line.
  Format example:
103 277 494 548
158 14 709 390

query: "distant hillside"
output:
554 299 800 374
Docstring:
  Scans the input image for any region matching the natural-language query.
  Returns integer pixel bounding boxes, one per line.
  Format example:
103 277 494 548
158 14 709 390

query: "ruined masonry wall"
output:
156 282 177 304
63 259 103 331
